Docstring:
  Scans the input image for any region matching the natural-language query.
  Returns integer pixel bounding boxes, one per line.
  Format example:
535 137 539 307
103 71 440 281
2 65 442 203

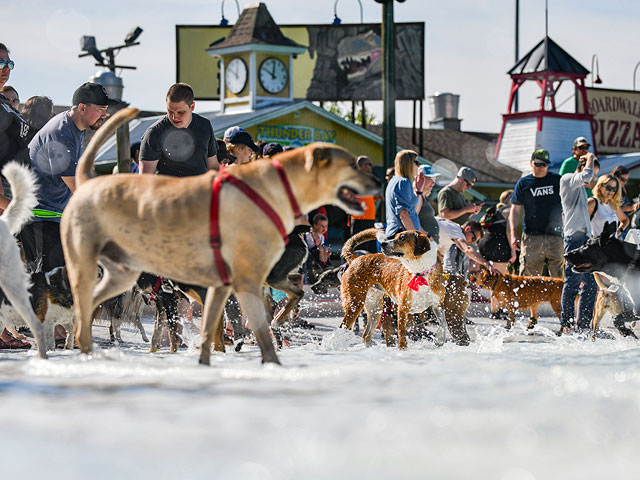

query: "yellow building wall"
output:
245 108 383 166
177 26 314 100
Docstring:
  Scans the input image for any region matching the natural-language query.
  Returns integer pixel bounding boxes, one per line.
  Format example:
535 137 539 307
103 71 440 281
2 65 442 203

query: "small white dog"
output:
0 162 48 358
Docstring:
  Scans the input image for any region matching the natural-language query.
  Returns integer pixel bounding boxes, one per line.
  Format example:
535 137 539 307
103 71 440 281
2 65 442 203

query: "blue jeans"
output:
561 232 597 329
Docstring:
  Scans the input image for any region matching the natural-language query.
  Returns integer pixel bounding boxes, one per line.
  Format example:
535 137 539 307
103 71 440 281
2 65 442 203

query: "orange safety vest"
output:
351 195 376 221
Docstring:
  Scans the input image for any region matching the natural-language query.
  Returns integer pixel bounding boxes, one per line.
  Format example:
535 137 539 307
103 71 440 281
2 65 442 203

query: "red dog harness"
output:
210 158 302 286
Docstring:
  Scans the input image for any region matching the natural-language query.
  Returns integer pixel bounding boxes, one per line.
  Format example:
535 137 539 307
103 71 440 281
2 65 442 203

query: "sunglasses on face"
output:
603 185 617 192
8 98 19 107
533 162 549 168
413 160 420 166
576 145 589 151
463 179 474 188
0 59 15 70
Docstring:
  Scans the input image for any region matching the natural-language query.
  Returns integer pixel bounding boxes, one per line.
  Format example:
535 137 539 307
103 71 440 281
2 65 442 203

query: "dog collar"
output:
407 265 436 292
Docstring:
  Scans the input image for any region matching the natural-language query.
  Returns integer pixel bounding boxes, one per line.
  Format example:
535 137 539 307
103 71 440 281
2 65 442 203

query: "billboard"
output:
176 23 424 101
577 87 640 154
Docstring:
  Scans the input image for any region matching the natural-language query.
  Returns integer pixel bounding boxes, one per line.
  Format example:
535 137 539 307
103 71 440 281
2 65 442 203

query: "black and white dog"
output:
0 163 48 357
565 221 640 337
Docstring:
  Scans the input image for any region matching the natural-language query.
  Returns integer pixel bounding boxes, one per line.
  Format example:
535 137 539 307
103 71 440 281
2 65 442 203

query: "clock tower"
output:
206 2 306 113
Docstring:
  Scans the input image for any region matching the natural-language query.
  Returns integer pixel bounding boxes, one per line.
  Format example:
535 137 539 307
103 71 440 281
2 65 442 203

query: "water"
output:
1 303 639 479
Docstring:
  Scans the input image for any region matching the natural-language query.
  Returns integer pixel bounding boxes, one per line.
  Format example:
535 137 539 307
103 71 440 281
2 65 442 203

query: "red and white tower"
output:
495 36 595 171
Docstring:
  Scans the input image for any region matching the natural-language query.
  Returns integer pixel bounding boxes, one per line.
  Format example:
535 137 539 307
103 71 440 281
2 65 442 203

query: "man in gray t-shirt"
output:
558 153 599 335
20 82 112 271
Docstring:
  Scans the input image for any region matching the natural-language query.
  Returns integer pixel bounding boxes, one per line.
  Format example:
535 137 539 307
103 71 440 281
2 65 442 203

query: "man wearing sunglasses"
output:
508 149 563 278
20 82 115 272
438 166 481 226
559 137 595 199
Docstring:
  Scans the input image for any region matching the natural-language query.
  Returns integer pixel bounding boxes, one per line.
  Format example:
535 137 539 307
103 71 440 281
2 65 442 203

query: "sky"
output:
3 0 639 133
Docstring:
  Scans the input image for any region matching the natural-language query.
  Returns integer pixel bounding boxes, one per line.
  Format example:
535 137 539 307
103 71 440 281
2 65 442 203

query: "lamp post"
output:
591 54 603 86
220 0 240 26
634 60 640 91
333 0 364 24
79 27 143 174
374 0 405 183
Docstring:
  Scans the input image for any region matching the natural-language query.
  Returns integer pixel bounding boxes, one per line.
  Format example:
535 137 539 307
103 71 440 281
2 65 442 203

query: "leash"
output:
210 159 299 286
407 265 437 292
145 276 164 306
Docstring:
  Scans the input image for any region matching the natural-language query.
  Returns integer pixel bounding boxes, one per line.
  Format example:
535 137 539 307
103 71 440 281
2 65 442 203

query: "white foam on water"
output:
1 312 639 479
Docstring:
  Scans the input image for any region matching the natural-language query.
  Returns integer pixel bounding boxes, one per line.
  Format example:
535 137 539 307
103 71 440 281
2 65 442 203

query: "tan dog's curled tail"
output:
76 107 140 187
341 227 381 263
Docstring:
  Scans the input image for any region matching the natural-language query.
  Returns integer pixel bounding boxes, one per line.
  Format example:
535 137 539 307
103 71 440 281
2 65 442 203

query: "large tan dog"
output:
339 228 471 348
61 108 381 365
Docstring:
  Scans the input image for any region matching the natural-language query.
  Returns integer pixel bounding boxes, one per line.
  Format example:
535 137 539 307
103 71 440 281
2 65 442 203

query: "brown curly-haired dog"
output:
469 268 563 329
338 229 471 348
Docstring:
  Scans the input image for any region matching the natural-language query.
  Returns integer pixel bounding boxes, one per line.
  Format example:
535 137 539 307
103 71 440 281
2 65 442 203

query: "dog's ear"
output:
413 233 431 257
601 221 616 242
304 145 334 172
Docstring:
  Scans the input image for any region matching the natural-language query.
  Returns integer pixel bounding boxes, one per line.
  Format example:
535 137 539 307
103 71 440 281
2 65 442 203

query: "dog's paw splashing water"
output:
321 327 359 351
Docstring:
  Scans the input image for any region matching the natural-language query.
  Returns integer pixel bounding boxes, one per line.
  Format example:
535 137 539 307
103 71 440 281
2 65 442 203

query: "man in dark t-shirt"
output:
140 83 218 176
508 149 563 277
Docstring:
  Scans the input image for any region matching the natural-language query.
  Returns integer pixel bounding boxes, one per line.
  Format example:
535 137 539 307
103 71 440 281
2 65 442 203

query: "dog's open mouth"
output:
573 263 593 271
338 186 365 213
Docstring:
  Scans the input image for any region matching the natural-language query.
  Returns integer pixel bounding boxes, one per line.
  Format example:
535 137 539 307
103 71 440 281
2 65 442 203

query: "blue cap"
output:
420 164 441 177
223 126 259 152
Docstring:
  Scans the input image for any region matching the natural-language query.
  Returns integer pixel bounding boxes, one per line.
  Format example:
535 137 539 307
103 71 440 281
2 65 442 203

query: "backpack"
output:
480 206 497 228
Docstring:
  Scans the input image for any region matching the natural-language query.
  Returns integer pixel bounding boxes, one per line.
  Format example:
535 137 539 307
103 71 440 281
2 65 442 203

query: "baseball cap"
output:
263 142 284 157
420 164 441 177
531 148 550 164
223 126 259 152
216 139 236 164
457 167 476 184
72 82 117 106
573 136 590 148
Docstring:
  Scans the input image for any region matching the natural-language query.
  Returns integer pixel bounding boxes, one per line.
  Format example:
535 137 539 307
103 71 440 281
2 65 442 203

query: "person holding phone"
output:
437 167 481 226
508 149 564 277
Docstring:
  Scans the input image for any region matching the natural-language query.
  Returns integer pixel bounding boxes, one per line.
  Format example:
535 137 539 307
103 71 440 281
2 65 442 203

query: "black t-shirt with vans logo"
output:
512 172 562 236
140 113 216 177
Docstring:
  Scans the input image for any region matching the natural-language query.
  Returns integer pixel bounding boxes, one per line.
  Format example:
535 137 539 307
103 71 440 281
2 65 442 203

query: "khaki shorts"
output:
520 233 564 278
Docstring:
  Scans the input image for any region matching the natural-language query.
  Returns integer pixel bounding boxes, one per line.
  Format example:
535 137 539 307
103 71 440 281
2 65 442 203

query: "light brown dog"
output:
60 108 381 365
469 269 563 329
592 273 626 339
338 229 471 348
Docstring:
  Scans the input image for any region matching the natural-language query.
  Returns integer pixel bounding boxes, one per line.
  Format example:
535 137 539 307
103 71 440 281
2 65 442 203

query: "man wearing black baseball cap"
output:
20 82 114 272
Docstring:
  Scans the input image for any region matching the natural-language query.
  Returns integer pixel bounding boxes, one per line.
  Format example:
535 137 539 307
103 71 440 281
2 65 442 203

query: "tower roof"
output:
508 36 589 76
208 2 303 51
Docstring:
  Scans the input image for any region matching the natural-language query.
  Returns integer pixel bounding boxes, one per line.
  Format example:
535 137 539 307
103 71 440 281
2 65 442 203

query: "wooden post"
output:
116 122 131 174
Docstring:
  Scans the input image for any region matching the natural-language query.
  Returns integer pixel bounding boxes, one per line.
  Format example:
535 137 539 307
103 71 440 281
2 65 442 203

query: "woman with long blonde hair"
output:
384 149 428 238
588 174 628 237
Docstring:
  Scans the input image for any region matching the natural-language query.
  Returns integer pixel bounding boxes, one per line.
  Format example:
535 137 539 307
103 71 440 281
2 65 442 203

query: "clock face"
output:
225 57 247 94
259 57 288 94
